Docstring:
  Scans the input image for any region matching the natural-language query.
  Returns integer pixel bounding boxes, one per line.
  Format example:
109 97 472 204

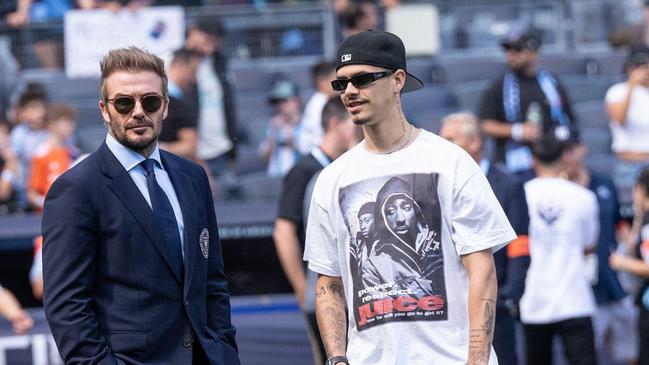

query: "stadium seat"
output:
451 80 491 113
439 58 505 85
401 85 455 121
561 74 615 104
538 55 587 75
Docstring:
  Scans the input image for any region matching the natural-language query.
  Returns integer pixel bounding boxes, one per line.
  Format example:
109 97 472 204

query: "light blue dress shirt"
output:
105 134 185 258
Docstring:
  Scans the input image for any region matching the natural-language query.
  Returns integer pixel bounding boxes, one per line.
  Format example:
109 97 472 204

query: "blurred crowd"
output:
1 0 649 364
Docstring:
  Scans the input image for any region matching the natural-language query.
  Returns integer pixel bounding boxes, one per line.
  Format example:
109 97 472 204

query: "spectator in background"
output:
341 0 379 38
273 97 357 365
478 29 576 181
0 285 33 335
10 83 48 210
608 1 649 49
561 129 639 365
27 102 76 211
185 19 238 180
0 120 18 214
3 0 75 69
158 48 201 160
610 166 649 365
521 134 598 365
258 79 302 178
440 112 530 365
298 61 337 154
0 35 20 121
605 45 649 218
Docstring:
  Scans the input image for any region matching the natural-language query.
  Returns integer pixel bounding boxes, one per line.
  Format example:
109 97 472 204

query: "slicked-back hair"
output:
99 46 168 101
321 96 349 132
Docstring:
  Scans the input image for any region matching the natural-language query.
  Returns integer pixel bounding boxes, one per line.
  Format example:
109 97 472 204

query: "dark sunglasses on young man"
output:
106 94 164 114
331 70 395 91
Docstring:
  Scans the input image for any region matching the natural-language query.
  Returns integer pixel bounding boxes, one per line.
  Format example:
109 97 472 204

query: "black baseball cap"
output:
335 30 423 93
501 30 541 51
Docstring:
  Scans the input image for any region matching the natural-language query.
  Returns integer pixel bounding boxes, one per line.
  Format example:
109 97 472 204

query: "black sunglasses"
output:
331 70 395 92
106 94 164 114
504 45 525 53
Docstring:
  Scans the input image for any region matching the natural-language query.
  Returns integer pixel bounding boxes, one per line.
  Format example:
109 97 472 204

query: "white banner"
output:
64 6 185 78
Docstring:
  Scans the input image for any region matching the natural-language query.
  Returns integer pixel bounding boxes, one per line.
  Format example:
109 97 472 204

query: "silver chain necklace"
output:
381 123 414 154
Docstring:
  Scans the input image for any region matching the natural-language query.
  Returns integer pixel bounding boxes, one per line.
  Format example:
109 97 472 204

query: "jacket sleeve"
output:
42 175 120 365
503 179 531 305
201 168 238 350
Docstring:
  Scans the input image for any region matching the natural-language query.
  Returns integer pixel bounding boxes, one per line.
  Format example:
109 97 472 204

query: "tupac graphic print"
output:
339 173 447 330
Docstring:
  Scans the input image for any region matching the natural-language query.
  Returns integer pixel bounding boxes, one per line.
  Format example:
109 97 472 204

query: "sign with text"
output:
64 6 185 78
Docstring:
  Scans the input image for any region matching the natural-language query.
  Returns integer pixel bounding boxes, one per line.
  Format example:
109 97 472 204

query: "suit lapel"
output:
98 143 183 285
161 152 199 295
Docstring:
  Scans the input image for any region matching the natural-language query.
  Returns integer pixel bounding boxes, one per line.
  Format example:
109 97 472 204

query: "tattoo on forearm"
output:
316 278 347 357
468 298 496 364
328 281 344 298
321 306 347 355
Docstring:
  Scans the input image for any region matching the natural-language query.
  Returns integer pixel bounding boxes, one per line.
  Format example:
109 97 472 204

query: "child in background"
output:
10 84 48 210
0 285 33 335
610 166 649 364
27 103 76 211
258 79 303 178
0 119 17 214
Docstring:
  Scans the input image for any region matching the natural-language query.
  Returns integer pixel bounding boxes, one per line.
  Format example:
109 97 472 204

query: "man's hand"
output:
520 123 541 142
4 10 29 28
416 223 437 252
628 66 649 86
9 310 33 335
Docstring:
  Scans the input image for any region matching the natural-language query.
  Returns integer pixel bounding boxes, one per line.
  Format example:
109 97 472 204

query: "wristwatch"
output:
326 355 350 365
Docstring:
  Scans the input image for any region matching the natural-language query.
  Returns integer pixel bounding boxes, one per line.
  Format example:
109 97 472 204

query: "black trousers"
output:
639 303 649 365
523 316 596 365
493 305 518 365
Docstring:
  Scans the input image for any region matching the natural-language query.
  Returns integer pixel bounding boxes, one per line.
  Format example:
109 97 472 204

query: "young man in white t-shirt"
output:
304 30 517 365
520 133 599 365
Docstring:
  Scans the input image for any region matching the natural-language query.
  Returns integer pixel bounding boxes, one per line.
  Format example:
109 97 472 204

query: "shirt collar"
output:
105 133 162 172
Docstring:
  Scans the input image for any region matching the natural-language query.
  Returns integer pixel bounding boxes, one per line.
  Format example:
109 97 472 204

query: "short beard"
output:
106 111 158 157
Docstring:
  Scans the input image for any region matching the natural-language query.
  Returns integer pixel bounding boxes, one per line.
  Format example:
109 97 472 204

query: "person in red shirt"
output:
27 103 76 211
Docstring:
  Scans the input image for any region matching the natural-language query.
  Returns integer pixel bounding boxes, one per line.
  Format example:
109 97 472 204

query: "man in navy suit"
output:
42 47 239 365
441 112 530 365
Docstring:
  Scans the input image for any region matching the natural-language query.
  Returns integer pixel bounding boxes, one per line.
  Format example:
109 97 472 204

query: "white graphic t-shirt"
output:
304 130 516 365
520 177 599 324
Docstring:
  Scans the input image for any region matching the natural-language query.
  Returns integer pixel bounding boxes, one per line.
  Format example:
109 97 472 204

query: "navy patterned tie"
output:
140 159 183 274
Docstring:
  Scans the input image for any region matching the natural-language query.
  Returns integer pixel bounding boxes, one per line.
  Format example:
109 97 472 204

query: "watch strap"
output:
327 355 349 365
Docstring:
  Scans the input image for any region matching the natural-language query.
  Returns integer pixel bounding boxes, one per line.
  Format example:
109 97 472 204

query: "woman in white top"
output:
605 45 649 216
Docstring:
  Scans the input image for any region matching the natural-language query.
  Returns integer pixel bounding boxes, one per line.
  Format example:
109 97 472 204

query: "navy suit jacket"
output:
486 164 530 306
42 142 240 365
